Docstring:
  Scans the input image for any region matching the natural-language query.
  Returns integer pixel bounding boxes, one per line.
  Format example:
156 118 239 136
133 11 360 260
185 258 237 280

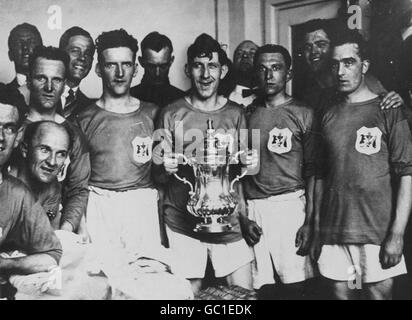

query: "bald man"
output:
229 40 259 107
13 121 71 230
0 91 62 299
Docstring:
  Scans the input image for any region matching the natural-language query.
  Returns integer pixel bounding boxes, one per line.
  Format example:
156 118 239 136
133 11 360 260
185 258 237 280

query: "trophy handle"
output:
230 168 248 193
171 153 195 195
229 149 257 192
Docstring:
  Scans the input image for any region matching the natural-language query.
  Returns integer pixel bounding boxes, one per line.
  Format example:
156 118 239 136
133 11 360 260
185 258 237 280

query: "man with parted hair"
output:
313 29 412 300
130 31 184 108
58 26 96 120
299 18 403 115
21 45 91 235
6 23 43 92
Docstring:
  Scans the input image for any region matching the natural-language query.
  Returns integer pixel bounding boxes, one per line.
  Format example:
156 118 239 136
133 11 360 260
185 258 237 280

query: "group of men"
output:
0 18 411 300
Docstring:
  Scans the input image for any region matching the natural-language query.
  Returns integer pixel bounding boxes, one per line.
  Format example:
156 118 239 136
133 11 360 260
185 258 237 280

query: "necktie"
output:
65 89 76 107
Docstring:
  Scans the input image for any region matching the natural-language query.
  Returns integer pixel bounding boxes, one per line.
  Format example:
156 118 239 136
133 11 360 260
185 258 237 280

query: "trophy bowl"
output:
172 119 251 233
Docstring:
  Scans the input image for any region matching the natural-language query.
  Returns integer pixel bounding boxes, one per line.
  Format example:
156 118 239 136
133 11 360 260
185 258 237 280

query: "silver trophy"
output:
172 119 252 233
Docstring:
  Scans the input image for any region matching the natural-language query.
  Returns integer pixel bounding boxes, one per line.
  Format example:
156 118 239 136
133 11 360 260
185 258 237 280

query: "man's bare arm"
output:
309 178 324 262
380 175 412 269
296 175 315 256
0 254 57 276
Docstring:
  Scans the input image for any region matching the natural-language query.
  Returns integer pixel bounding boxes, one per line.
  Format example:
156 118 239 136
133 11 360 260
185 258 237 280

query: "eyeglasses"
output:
0 123 19 135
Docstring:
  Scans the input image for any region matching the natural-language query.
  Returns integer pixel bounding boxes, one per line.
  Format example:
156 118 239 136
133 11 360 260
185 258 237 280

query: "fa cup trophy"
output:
173 119 253 233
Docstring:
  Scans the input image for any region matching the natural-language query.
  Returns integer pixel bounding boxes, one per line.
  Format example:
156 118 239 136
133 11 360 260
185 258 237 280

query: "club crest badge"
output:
268 127 292 154
132 136 153 163
355 126 382 155
57 156 71 182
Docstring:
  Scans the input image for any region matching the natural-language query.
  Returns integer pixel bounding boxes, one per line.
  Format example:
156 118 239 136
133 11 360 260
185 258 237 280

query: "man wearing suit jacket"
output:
6 23 43 92
58 27 95 121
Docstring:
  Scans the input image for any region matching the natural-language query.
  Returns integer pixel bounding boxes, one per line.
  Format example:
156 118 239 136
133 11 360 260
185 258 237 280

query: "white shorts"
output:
318 244 407 283
248 190 315 289
86 187 163 277
165 226 253 279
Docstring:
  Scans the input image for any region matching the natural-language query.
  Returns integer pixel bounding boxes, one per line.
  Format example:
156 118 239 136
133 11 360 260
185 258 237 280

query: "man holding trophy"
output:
154 33 256 294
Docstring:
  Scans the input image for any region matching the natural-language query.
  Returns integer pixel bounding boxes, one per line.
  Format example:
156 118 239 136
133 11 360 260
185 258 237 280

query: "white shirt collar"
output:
16 73 27 86
63 85 79 97
402 25 412 40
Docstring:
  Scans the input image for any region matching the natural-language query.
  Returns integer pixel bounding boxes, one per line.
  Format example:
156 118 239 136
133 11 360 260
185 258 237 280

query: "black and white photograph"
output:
1 0 412 304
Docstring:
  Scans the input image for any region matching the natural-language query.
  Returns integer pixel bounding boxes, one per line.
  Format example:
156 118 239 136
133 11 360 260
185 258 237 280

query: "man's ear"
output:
170 55 175 65
15 128 24 151
361 59 370 75
95 63 102 78
184 64 190 78
133 64 138 77
220 64 228 80
286 68 293 83
8 50 13 62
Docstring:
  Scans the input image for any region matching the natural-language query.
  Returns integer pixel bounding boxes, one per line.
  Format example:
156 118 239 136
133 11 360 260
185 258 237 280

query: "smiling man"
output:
130 31 184 108
299 19 403 115
58 27 96 120
154 33 254 294
313 29 412 300
21 45 91 234
13 121 71 230
0 89 61 287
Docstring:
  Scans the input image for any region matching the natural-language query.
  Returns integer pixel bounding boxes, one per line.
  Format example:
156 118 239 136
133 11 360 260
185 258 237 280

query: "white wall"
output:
0 0 218 98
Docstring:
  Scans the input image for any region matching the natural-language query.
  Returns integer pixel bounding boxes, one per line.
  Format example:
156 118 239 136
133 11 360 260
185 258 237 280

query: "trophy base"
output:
194 217 232 233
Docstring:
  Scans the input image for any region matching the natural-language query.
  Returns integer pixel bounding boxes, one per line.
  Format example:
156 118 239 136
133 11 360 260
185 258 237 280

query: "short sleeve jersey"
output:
157 98 247 244
319 97 412 245
244 98 316 199
77 102 159 191
0 175 62 263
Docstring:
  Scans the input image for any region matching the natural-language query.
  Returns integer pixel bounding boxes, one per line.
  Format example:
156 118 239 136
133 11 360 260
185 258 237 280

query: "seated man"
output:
0 89 62 297
14 121 72 230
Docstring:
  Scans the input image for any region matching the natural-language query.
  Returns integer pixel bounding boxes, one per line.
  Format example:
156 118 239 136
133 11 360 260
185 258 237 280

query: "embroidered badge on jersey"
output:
268 127 292 154
132 136 153 163
57 156 71 182
355 126 382 155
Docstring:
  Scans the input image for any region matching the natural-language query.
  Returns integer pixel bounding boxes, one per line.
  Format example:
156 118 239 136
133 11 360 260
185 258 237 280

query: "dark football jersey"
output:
319 97 412 245
77 102 159 191
244 98 316 199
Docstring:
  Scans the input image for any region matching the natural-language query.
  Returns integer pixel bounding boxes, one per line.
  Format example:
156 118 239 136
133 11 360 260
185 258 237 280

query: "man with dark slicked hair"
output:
130 31 184 108
243 44 316 299
58 26 96 120
6 23 43 91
